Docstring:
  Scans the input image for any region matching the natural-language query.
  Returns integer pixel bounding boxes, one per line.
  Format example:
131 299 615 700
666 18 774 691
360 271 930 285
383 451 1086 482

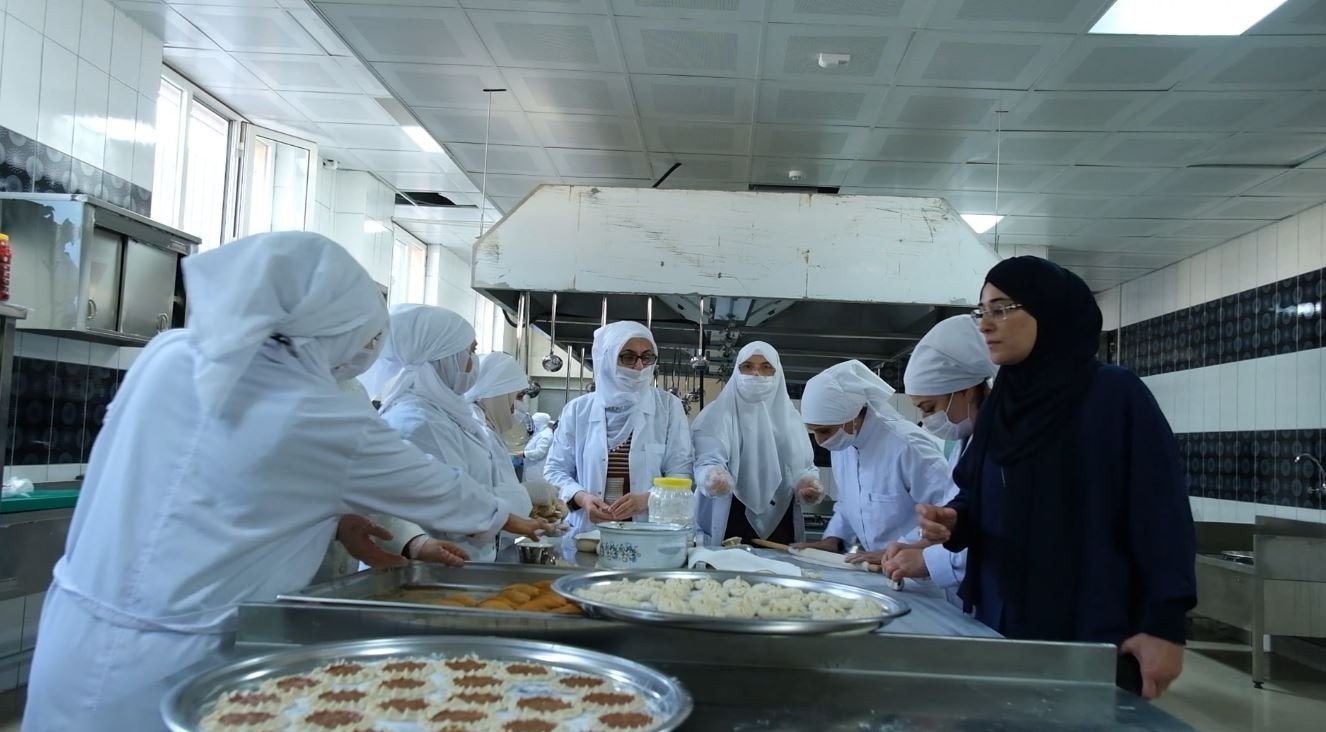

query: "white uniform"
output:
543 321 694 539
22 234 506 732
821 411 955 552
522 413 554 481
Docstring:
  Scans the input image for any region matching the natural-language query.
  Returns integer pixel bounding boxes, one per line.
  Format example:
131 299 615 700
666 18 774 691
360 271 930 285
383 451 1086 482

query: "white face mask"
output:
921 393 976 442
446 354 478 395
330 337 381 381
818 425 857 452
735 374 777 402
616 365 654 391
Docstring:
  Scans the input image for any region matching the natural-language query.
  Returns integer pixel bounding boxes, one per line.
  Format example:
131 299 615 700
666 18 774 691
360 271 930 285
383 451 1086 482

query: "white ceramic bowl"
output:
596 521 690 569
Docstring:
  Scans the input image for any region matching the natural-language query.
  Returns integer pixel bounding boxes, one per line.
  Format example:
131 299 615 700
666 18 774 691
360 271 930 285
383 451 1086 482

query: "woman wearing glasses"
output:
545 321 695 538
917 256 1196 700
690 342 823 546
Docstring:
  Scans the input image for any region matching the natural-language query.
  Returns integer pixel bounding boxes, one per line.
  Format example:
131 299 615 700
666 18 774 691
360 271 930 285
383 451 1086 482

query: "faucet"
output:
1294 454 1326 496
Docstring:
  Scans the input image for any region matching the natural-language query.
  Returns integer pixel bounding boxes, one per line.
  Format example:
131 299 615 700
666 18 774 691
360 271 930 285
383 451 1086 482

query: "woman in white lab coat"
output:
792 360 956 566
544 321 694 538
467 351 531 474
22 233 543 732
880 315 997 596
367 307 535 563
691 342 822 546
520 413 555 481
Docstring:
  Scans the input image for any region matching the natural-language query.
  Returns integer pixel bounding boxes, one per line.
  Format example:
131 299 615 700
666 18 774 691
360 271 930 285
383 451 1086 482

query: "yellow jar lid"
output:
652 477 693 490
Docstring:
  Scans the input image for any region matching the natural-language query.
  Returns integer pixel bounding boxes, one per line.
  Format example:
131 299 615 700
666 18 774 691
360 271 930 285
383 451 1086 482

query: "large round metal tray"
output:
552 569 910 635
162 635 692 731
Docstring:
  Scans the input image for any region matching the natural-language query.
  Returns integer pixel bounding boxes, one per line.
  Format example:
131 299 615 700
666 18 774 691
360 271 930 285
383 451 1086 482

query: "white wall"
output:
0 0 162 189
311 168 394 286
1098 203 1326 526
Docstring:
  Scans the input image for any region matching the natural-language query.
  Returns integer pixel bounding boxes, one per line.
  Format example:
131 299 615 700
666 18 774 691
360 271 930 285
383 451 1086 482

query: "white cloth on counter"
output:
23 233 506 732
686 547 804 577
544 322 693 539
691 341 817 545
903 315 997 396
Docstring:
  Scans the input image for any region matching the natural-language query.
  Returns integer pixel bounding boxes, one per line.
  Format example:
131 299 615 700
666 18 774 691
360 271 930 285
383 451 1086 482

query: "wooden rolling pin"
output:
749 539 884 573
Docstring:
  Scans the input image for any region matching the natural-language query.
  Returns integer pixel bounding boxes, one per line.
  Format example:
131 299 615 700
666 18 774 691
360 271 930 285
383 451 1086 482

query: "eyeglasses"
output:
738 362 777 376
618 351 658 367
970 302 1025 322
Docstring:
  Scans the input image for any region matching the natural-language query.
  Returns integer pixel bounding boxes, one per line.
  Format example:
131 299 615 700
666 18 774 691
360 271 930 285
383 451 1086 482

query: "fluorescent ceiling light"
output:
1090 0 1288 35
961 214 1003 234
363 220 388 234
403 125 443 153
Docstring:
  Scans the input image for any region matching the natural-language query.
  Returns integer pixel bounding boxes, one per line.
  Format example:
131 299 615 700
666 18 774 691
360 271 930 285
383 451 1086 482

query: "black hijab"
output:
955 256 1103 641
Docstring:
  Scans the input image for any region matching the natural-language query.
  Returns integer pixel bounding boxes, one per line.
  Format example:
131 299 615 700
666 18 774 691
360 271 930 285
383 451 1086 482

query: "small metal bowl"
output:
515 537 556 565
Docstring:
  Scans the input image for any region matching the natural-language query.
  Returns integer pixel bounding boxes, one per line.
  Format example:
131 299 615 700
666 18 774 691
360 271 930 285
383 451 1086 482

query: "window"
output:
388 231 427 308
150 72 239 252
474 296 505 354
240 128 316 236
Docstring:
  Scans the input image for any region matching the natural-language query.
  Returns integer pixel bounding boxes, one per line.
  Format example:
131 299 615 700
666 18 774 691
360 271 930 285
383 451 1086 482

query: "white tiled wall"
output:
0 0 163 187
311 168 394 286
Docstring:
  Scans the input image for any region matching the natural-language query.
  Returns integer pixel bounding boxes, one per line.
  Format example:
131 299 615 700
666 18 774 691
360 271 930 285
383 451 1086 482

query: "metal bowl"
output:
515 537 557 565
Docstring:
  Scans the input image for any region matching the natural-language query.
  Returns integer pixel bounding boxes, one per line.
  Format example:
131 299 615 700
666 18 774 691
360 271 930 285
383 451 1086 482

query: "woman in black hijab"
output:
918 256 1196 700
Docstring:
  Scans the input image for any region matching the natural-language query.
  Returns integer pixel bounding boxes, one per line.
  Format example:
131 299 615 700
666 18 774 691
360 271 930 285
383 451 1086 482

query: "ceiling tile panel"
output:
844 161 958 189
1246 169 1326 196
618 18 759 78
648 154 750 182
1073 219 1175 237
288 7 354 56
548 149 652 177
529 113 644 150
757 82 886 125
1105 196 1223 219
318 5 491 65
862 129 987 163
1147 167 1285 196
1011 194 1121 218
877 87 1022 130
279 92 396 124
1106 237 1223 255
318 122 417 149
633 75 755 121
992 216 1088 236
209 88 307 121
510 70 637 115
174 5 323 54
414 107 539 146
382 172 478 192
761 24 908 83
1079 133 1226 167
232 53 360 93
611 0 767 21
1039 167 1171 195
1267 94 1326 132
640 120 751 154
896 31 1073 90
351 149 463 174
1161 219 1277 239
468 10 622 72
768 0 933 27
1035 37 1222 91
1195 134 1326 166
1001 91 1160 132
334 57 392 96
447 143 560 176
753 125 869 159
465 174 551 199
751 157 853 186
1127 93 1296 132
1203 196 1322 220
966 132 1102 165
944 163 1062 192
1183 39 1326 91
120 2 219 50
458 0 612 11
163 48 268 90
373 64 518 110
924 188 1027 214
925 0 1111 32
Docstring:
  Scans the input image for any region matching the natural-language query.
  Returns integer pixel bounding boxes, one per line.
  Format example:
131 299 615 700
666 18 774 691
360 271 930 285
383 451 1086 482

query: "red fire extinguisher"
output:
0 233 10 302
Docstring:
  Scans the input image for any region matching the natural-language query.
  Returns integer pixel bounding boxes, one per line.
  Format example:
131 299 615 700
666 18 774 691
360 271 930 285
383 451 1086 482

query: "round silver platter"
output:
552 569 910 635
162 635 693 732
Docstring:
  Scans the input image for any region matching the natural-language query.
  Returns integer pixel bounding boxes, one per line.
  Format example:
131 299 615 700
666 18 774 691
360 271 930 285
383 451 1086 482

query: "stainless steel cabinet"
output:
85 227 123 334
120 240 177 338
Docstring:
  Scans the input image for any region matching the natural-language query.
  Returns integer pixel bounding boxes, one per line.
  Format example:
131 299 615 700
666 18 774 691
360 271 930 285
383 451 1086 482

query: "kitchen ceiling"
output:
118 0 1326 292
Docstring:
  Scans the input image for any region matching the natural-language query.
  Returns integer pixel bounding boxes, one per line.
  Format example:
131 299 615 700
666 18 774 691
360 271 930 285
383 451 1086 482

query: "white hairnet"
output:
692 341 812 536
903 315 997 396
465 353 528 402
372 305 479 434
592 321 657 447
801 360 899 425
531 413 552 432
181 231 387 416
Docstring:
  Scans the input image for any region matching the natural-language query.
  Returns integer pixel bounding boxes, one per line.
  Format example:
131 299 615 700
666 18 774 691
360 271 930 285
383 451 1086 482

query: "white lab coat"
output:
544 388 694 537
523 426 554 481
23 334 507 732
376 396 533 562
822 410 956 553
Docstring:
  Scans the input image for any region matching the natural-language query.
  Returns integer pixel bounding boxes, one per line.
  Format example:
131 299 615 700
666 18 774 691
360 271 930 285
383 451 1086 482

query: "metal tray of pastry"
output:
162 635 693 731
552 570 910 636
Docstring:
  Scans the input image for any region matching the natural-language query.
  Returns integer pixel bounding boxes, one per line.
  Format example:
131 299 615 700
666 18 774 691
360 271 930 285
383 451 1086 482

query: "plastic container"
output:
0 233 10 301
648 477 696 528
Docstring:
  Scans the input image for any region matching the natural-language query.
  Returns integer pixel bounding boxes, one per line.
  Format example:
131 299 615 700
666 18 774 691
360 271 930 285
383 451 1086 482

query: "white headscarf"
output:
531 413 552 432
181 231 387 416
466 352 528 434
801 360 904 426
592 321 657 448
371 304 479 434
692 342 812 537
903 316 998 396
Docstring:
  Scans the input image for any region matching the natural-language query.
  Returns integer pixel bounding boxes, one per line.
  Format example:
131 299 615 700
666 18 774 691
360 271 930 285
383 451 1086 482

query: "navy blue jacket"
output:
947 365 1197 646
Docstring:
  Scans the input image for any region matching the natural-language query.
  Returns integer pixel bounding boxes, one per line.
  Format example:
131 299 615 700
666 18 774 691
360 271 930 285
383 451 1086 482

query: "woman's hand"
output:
335 515 407 569
609 492 651 521
795 477 824 504
882 546 930 582
707 469 735 496
575 491 615 523
1120 633 1185 700
844 549 887 566
405 537 471 567
916 504 958 543
503 514 553 540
